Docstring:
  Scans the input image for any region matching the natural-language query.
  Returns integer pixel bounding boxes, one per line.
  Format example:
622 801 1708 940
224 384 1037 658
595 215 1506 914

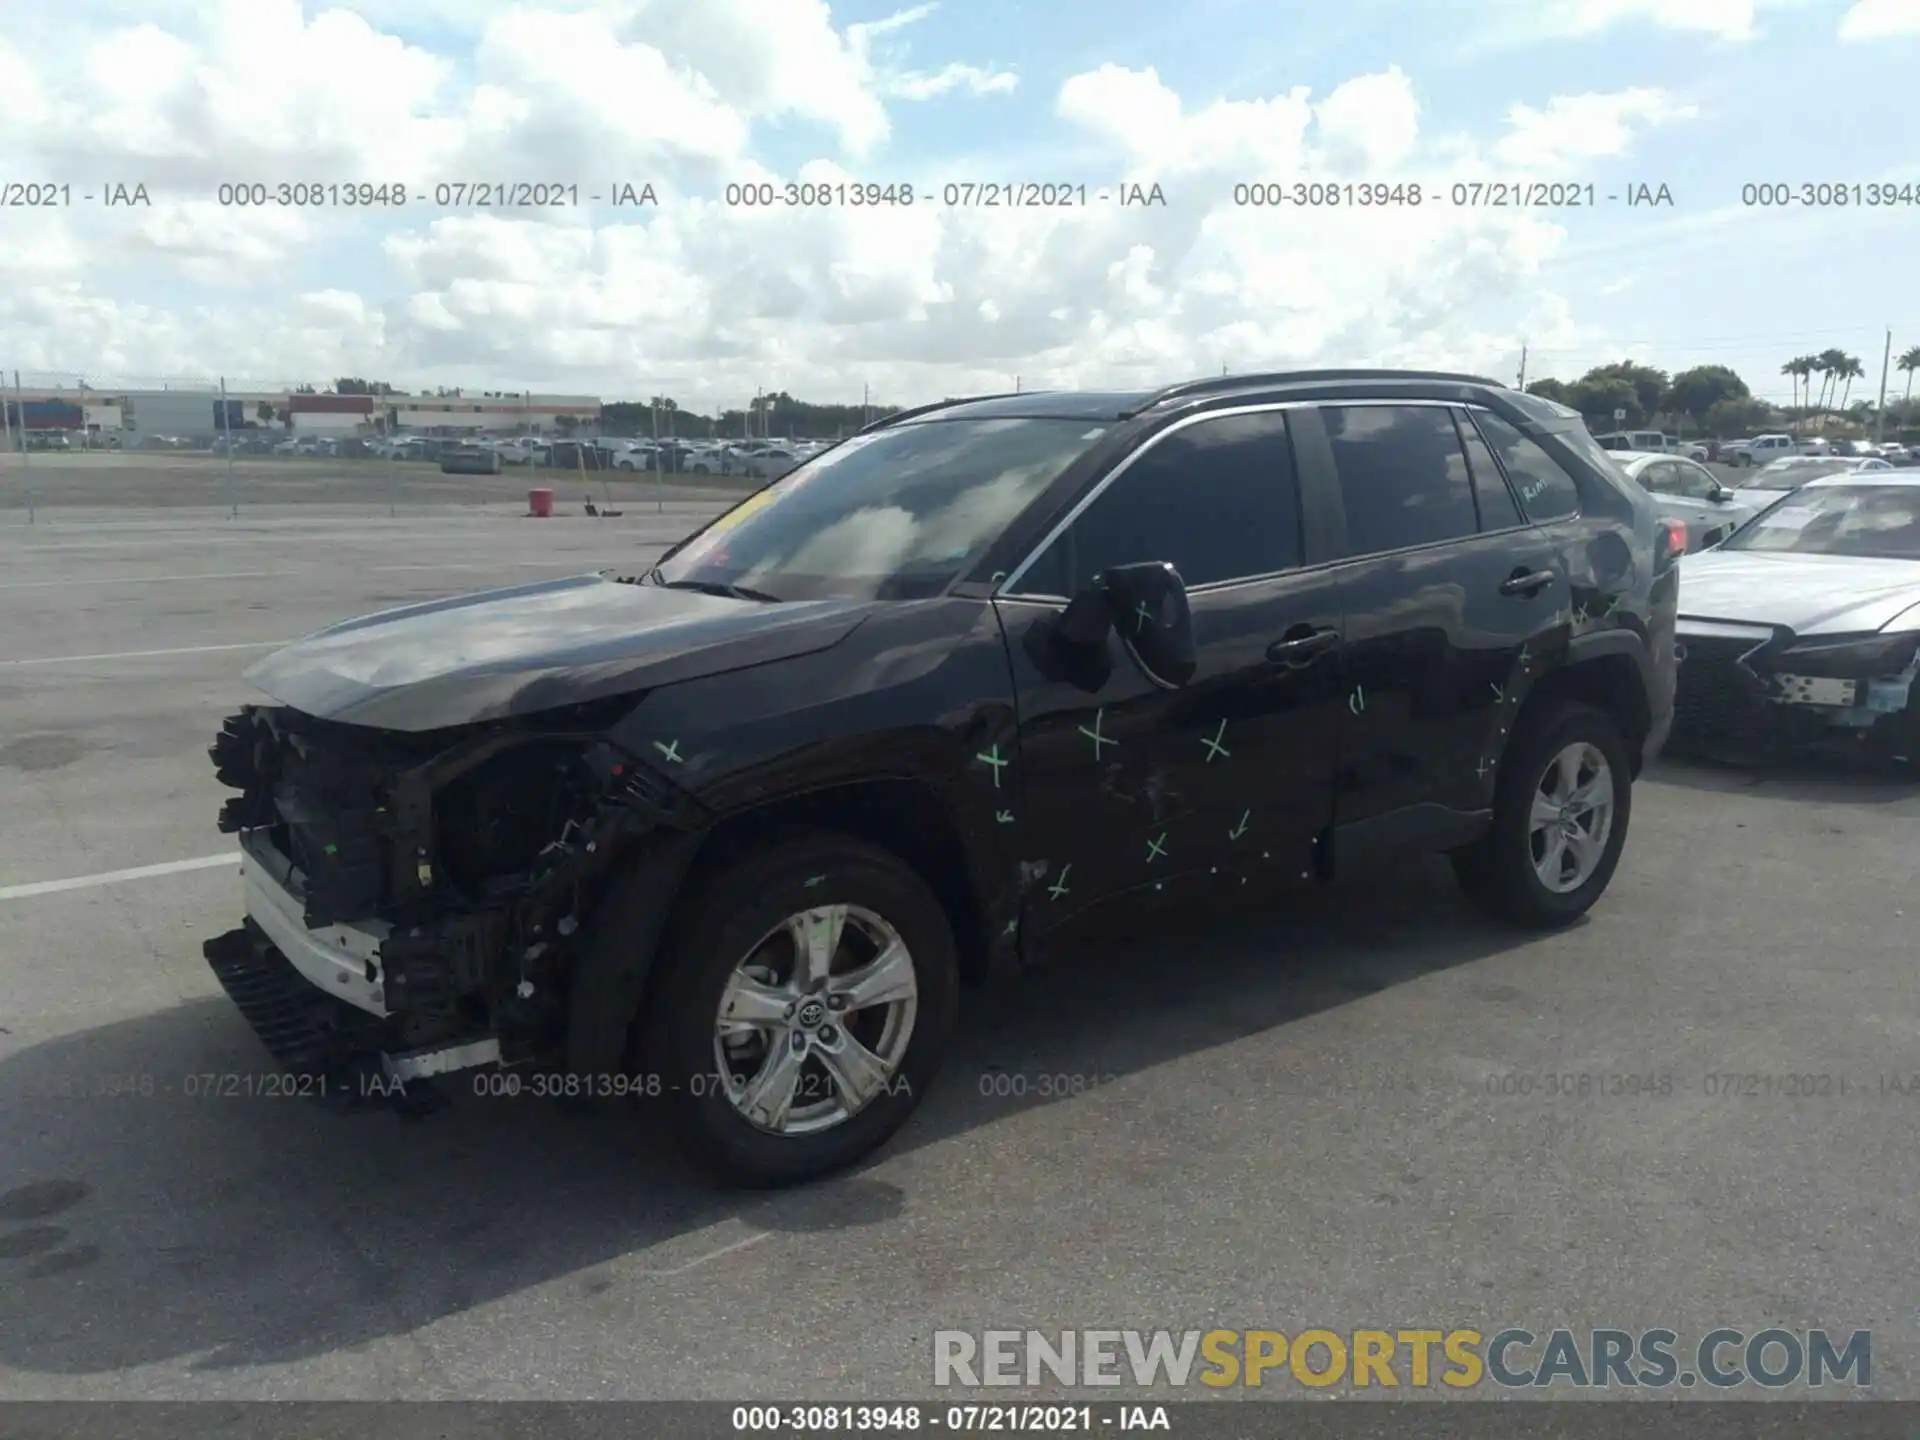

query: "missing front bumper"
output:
203 925 504 1115
1672 648 1917 761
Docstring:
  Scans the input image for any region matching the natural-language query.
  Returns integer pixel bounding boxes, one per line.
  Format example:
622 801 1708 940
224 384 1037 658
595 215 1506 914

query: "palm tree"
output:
1834 353 1864 414
1899 345 1920 404
1813 348 1849 418
1782 355 1817 427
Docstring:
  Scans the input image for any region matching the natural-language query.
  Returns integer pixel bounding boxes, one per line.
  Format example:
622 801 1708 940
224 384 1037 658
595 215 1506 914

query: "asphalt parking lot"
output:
2 458 1918 1402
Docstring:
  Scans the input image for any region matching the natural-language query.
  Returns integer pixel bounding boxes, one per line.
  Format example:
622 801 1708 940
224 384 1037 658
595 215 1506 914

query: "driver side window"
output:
1671 462 1716 500
1013 411 1305 596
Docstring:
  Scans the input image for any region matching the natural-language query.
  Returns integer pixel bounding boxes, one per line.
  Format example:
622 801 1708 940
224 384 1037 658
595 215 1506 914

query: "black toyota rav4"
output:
205 370 1679 1186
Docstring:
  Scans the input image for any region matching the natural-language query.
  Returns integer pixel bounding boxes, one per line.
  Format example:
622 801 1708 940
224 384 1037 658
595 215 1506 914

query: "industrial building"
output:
2 385 603 446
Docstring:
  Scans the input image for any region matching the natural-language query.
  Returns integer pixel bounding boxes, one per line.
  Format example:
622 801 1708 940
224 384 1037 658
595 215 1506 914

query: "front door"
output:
989 408 1347 933
1647 458 1742 543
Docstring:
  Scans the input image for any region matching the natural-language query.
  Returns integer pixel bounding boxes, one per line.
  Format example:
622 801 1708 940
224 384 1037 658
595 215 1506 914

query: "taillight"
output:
1656 518 1687 563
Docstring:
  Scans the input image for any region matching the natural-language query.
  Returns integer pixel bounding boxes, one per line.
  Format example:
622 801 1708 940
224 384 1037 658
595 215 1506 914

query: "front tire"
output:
641 831 960 1187
1452 700 1633 929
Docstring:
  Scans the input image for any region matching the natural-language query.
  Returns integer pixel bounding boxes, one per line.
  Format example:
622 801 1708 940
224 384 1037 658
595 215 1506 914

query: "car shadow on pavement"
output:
1648 754 1920 807
0 855 1527 1378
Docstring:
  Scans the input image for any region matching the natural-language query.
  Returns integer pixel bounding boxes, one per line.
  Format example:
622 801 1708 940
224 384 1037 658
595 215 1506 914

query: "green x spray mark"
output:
1078 708 1116 758
1133 599 1154 634
1229 809 1250 840
653 739 683 764
1202 719 1230 762
976 743 1009 787
1146 832 1167 862
1047 864 1072 901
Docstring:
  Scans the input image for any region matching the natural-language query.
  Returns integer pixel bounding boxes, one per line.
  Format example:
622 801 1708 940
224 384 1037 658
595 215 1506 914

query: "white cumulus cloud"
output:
1839 0 1920 39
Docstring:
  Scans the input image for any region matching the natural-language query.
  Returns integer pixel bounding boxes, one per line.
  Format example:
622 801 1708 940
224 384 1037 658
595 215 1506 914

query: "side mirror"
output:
1710 485 1733 502
1098 561 1197 687
1053 585 1113 650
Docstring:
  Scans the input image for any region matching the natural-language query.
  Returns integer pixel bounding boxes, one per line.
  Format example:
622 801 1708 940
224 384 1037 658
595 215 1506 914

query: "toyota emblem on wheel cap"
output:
796 998 826 1028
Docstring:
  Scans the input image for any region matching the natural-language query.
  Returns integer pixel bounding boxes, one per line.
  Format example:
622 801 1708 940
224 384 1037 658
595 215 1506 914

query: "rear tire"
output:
1452 700 1633 929
640 830 960 1187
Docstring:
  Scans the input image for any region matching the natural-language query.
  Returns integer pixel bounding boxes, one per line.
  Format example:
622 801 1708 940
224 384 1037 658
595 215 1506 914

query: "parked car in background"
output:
440 442 504 475
543 440 606 470
1613 451 1769 550
1741 454 1893 491
1671 472 1920 762
1595 430 1671 455
747 446 801 479
1721 433 1799 467
1672 439 1711 462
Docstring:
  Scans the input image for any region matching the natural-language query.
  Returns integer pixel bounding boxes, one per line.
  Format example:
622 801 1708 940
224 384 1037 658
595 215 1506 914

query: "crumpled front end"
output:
202 701 703 1111
1670 622 1920 763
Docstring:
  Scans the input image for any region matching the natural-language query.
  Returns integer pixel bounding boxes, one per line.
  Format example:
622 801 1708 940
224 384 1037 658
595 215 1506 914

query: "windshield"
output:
1721 484 1920 560
650 417 1110 601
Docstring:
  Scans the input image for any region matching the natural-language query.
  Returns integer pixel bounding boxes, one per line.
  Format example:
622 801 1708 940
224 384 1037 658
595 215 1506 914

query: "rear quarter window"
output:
1468 411 1583 522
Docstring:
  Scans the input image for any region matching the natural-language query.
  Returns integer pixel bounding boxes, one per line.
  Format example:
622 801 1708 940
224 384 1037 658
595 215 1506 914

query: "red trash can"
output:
528 487 554 517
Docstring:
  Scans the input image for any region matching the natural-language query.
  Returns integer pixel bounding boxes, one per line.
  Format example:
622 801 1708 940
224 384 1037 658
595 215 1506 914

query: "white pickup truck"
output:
1720 433 1814 467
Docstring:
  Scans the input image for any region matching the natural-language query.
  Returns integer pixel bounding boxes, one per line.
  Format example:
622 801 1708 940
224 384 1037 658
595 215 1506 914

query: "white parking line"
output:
0 852 236 902
635 1231 772 1277
0 641 285 665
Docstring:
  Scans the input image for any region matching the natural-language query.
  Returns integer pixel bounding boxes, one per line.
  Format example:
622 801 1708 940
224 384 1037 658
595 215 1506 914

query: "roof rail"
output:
1122 369 1506 417
856 391 1032 434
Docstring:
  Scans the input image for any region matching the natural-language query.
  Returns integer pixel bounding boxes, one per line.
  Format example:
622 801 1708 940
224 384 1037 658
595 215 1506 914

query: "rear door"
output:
1306 402 1567 850
992 407 1348 930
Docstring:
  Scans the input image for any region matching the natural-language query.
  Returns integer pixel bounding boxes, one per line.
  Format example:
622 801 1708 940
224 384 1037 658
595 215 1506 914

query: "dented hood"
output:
244 572 874 731
1677 551 1920 636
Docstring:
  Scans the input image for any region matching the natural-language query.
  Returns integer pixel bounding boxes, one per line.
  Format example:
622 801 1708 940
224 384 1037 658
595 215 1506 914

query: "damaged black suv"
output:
206 370 1679 1187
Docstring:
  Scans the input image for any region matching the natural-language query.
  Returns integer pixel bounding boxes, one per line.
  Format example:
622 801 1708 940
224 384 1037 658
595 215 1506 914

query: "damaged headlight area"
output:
201 700 707 1113
1671 626 1920 758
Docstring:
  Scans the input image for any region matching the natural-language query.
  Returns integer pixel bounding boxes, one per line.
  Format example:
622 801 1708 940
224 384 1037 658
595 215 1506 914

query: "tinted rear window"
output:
1471 411 1584 522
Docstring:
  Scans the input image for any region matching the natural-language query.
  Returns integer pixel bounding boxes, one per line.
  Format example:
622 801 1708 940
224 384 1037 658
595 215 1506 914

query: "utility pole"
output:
13 372 33 525
1517 343 1528 391
1875 327 1892 443
219 376 238 519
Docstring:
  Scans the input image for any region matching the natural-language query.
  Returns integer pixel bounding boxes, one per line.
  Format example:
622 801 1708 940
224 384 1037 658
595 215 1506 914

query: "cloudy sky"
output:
1 0 1916 409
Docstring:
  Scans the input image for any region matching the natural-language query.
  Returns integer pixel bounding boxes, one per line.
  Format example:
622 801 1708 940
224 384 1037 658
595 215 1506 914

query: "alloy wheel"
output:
712 904 918 1136
1528 742 1615 893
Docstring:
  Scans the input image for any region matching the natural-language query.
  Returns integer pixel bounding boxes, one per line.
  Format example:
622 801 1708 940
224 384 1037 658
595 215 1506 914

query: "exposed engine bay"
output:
202 701 704 1109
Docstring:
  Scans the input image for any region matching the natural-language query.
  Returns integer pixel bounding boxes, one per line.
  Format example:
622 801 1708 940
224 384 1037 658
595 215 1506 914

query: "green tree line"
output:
1526 348 1920 438
282 352 1920 441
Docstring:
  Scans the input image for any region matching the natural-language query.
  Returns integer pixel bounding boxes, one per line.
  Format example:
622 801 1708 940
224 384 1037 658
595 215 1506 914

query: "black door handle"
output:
1267 628 1339 665
1499 568 1557 597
